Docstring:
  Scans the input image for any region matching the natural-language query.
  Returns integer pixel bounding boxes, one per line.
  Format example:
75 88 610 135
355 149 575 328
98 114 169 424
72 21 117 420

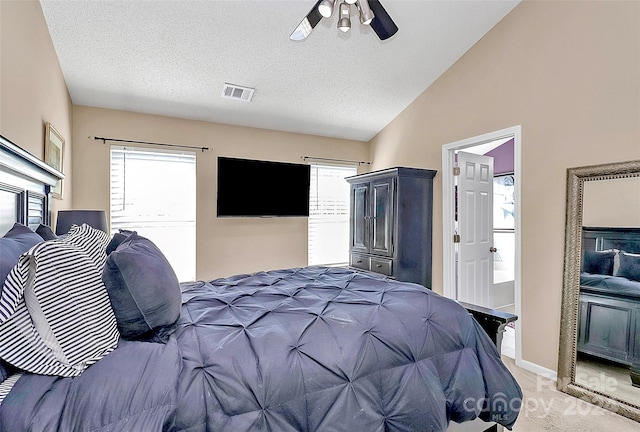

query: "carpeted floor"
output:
502 357 639 431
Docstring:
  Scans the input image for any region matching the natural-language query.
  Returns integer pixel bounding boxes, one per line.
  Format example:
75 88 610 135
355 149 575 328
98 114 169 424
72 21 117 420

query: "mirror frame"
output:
558 159 640 421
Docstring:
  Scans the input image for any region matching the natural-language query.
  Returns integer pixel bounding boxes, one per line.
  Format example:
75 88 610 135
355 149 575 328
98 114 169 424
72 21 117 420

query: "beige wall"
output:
369 0 640 371
0 0 73 213
72 105 369 280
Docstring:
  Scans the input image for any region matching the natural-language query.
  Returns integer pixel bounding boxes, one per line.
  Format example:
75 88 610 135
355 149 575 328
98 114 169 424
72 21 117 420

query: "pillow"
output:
0 223 42 288
0 224 118 377
102 232 181 343
612 248 621 275
35 224 58 241
616 252 640 282
105 229 135 255
582 250 616 275
0 360 10 383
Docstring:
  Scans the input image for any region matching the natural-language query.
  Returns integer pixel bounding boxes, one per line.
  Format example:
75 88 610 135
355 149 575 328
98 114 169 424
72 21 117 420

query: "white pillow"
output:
600 248 621 275
0 224 119 377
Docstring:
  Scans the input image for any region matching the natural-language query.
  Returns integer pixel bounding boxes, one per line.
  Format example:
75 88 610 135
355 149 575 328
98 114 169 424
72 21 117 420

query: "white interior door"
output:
442 125 522 366
457 151 494 307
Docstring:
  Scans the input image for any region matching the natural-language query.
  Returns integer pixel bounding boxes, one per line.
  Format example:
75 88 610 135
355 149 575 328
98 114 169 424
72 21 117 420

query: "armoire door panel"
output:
371 179 393 256
351 183 369 253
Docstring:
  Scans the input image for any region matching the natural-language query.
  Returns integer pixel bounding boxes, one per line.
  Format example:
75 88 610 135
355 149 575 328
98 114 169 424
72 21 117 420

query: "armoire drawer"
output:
350 253 369 271
370 257 393 276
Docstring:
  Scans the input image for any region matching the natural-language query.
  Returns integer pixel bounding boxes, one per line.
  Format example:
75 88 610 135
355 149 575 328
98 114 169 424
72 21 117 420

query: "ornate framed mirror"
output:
558 159 640 421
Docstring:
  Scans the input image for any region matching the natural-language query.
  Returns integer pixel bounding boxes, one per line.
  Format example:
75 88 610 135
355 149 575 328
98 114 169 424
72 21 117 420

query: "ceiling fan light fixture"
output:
290 0 397 41
356 0 374 25
318 0 336 18
338 1 351 32
338 17 351 32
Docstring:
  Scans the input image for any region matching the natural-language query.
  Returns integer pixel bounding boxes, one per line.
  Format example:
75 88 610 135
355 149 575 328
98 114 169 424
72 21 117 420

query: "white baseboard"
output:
516 358 557 381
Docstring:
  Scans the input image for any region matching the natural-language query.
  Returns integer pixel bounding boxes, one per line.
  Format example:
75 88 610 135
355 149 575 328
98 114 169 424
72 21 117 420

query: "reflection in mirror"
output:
558 160 640 423
583 177 640 227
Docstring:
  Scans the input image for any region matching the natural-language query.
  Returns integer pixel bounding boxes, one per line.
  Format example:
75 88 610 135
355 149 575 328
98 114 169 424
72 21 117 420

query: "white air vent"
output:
221 83 255 102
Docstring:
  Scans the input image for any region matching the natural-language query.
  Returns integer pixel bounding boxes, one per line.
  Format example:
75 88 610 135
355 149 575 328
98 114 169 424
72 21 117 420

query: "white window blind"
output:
308 163 357 266
110 146 196 282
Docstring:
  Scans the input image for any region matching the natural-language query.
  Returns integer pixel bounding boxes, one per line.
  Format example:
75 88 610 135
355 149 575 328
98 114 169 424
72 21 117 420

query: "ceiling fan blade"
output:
290 0 324 41
368 0 398 40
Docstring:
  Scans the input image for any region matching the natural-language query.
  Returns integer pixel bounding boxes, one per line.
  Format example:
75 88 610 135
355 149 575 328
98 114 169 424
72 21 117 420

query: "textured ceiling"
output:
40 0 520 142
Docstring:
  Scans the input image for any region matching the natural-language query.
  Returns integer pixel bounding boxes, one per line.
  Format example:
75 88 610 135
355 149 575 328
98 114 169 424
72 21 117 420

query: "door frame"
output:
441 125 522 364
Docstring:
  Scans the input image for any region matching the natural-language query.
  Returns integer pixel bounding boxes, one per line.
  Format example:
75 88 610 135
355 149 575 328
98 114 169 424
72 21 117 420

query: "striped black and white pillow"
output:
0 224 119 377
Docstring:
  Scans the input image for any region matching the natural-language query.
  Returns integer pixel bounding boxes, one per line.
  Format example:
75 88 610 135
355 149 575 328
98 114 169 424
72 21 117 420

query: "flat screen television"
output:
217 157 311 217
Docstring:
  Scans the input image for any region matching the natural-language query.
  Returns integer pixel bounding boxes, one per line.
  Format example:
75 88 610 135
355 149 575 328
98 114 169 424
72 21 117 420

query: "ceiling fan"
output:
290 0 398 41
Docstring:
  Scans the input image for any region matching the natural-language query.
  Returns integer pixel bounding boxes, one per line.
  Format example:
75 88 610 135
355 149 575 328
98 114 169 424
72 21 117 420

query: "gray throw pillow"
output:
0 360 10 382
35 224 58 241
102 232 181 343
0 223 42 288
617 252 640 282
582 250 616 275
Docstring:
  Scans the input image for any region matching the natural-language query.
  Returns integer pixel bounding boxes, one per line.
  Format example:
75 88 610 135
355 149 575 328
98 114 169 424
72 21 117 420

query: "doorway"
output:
441 126 522 364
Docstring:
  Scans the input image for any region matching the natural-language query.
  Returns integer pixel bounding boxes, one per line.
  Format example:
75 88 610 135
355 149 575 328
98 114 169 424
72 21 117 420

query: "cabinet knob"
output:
375 264 382 268
489 247 498 253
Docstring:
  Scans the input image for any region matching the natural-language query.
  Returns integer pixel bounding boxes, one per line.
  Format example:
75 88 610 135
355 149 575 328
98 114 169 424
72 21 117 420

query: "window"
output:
110 146 196 282
493 174 515 283
308 163 357 266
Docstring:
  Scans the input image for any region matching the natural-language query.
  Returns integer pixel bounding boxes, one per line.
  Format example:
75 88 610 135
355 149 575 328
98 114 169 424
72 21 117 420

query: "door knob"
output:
489 247 498 253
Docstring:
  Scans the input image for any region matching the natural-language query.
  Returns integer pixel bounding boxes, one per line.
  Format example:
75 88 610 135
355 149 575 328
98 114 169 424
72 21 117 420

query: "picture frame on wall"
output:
44 122 64 199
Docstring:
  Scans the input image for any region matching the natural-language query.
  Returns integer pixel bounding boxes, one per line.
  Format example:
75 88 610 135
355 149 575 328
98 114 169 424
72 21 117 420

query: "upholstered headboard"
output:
582 226 640 254
0 134 63 235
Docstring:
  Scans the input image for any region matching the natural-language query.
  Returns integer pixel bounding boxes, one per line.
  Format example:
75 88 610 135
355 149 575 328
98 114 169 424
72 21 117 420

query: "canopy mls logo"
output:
466 374 625 420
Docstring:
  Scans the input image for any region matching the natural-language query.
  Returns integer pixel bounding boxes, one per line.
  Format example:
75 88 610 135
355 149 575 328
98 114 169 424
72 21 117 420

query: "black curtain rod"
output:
92 136 211 152
303 156 370 165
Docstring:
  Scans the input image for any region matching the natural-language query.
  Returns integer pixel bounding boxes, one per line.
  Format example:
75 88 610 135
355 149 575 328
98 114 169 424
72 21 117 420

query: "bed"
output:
0 134 521 432
577 227 640 387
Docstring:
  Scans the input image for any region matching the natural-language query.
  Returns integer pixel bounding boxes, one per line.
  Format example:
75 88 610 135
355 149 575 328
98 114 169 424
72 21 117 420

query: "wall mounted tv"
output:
217 157 311 217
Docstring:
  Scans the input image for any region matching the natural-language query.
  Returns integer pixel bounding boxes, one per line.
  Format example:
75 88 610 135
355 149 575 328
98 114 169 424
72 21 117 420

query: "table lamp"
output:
55 210 108 236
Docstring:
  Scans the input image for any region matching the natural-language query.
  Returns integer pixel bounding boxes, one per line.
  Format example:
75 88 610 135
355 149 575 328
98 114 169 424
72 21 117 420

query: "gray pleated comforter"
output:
0 266 521 431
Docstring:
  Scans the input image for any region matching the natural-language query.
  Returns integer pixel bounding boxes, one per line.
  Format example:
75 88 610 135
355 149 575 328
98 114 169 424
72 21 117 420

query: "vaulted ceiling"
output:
40 0 520 142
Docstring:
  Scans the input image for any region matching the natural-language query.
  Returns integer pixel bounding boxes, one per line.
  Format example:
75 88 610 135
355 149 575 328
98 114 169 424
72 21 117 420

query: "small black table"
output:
457 301 518 354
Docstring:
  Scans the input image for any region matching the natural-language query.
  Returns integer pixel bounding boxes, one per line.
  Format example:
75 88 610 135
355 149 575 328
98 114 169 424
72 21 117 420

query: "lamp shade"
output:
357 0 374 25
338 1 351 32
56 210 108 236
318 0 335 18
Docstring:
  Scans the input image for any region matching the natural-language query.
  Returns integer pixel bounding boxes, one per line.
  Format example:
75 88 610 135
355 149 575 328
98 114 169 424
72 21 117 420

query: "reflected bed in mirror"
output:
576 227 640 396
558 160 640 422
